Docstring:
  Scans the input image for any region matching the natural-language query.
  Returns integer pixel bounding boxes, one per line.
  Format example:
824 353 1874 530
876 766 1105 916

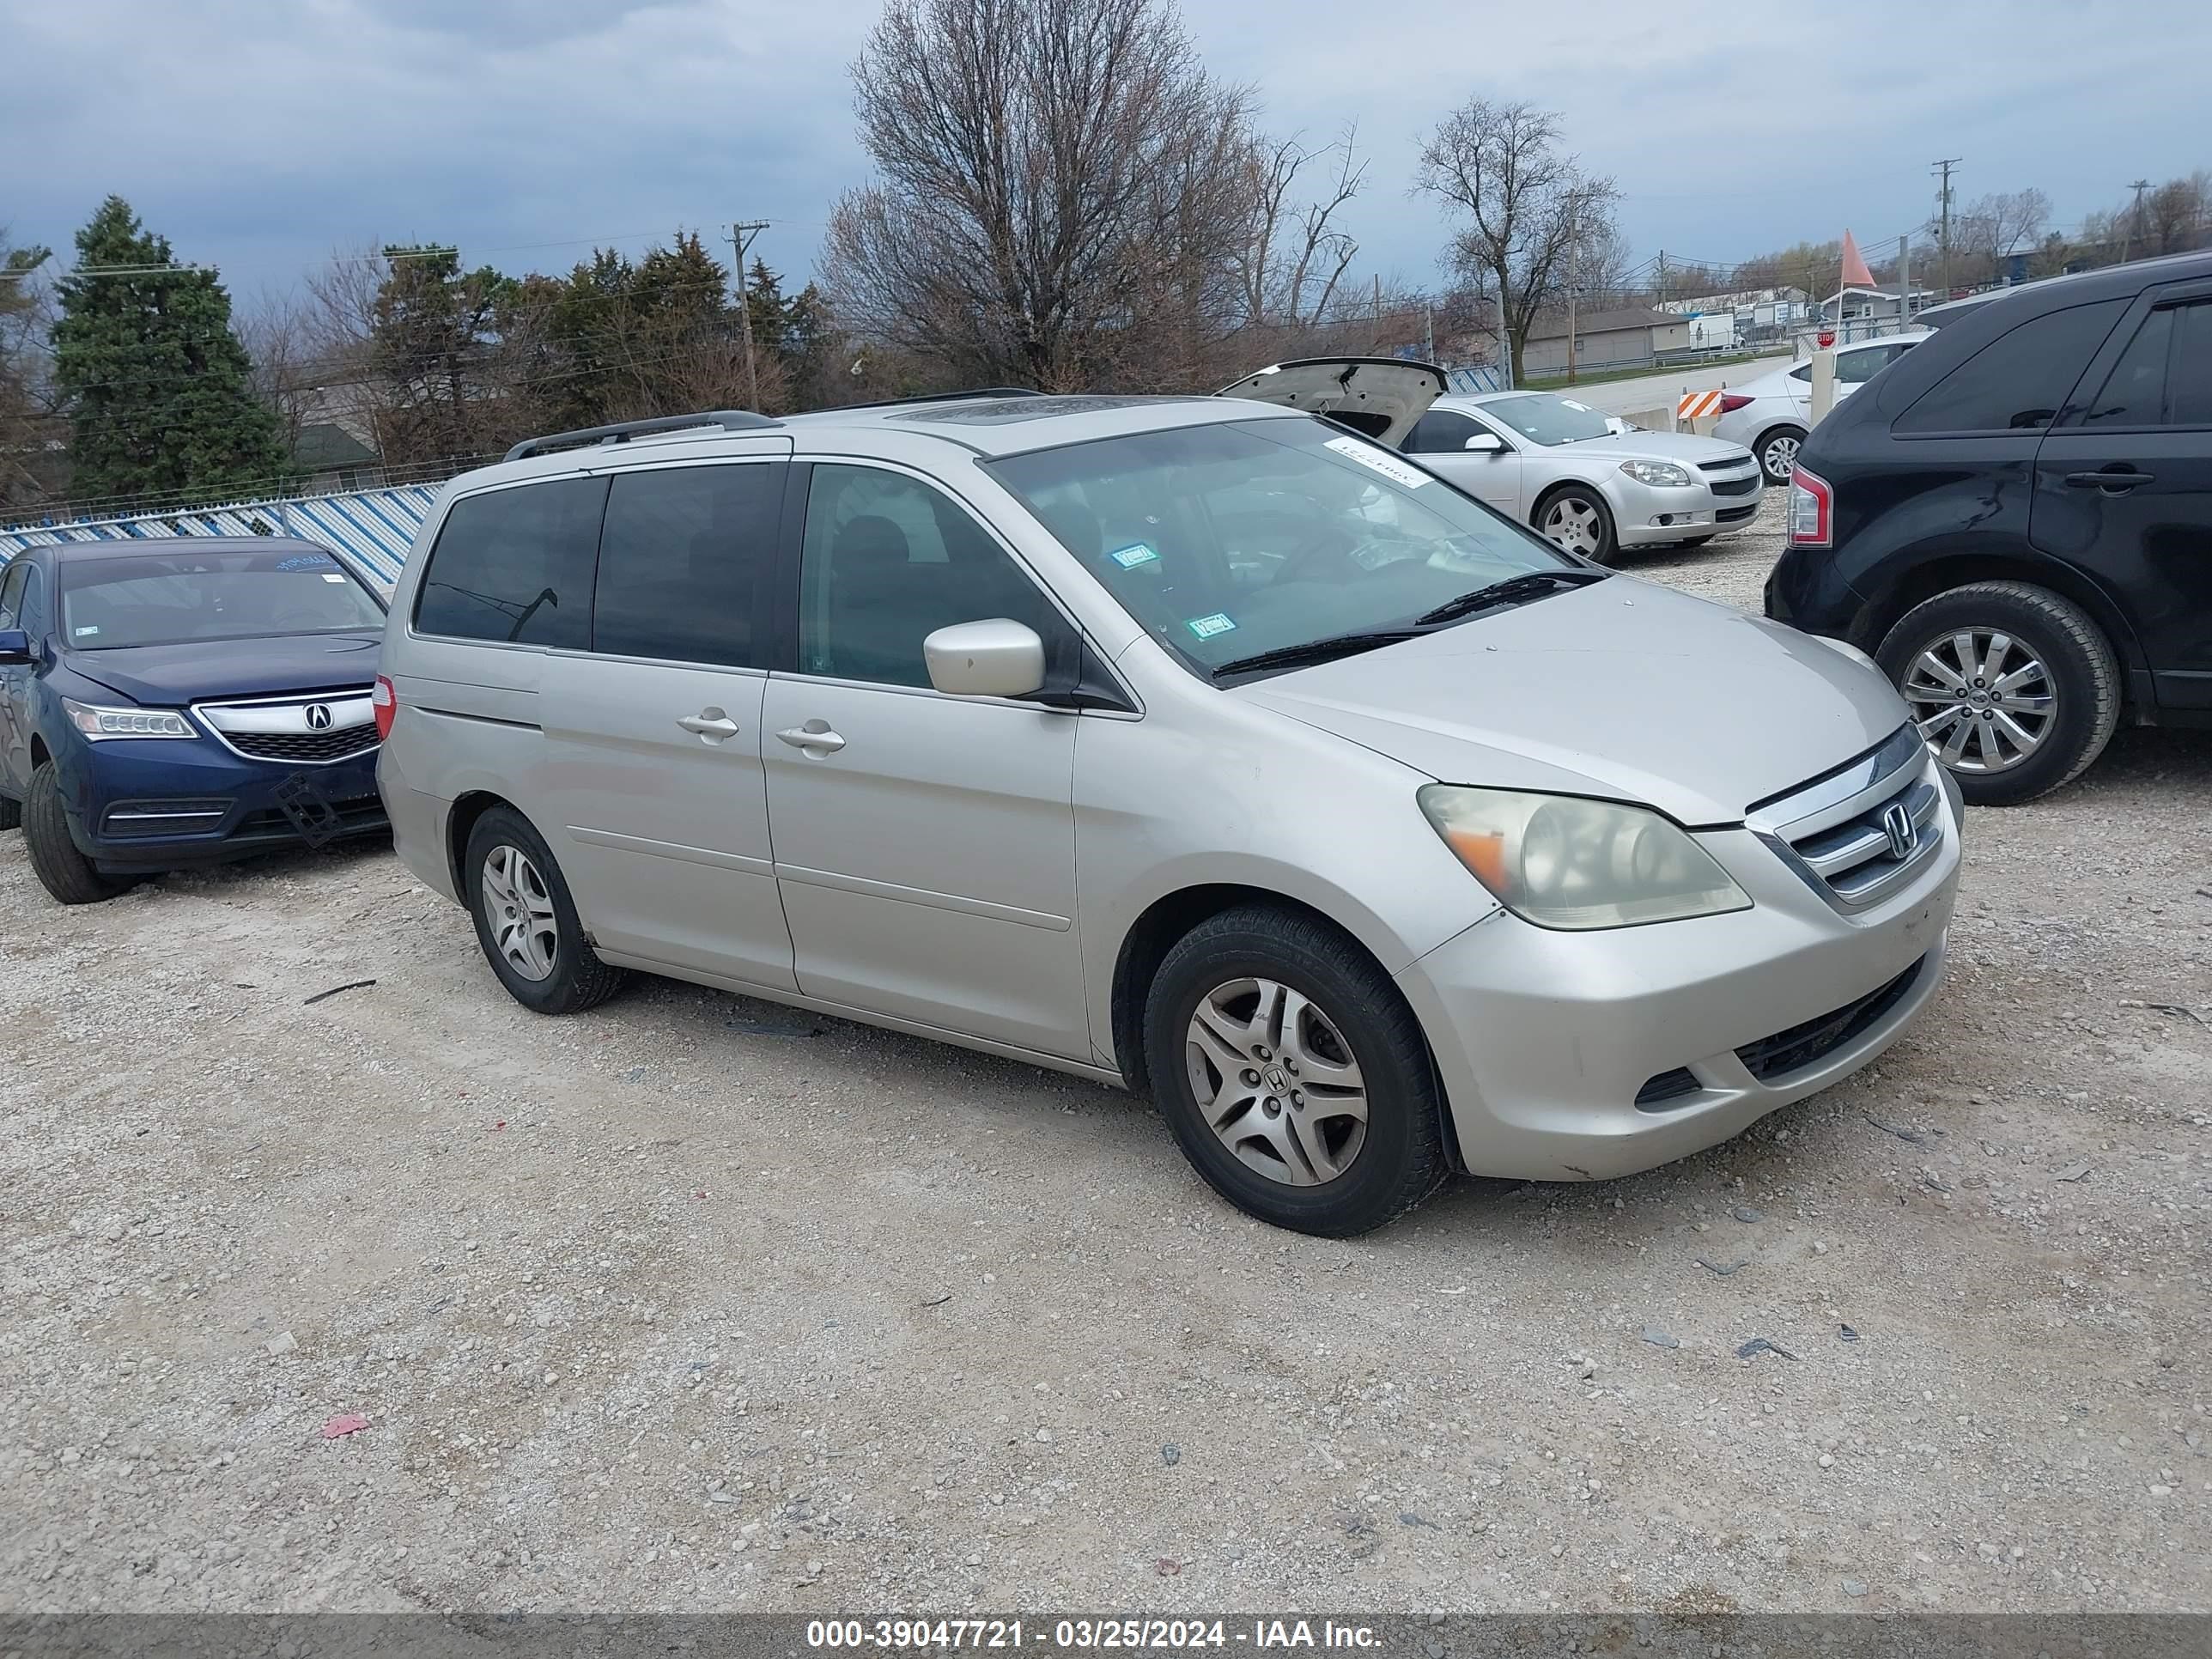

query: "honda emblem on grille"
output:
1881 801 1917 861
304 703 333 730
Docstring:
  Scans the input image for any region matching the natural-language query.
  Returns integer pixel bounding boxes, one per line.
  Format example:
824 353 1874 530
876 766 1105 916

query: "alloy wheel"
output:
1540 496 1604 556
482 843 559 981
1761 432 1800 481
1900 629 2057 774
1184 977 1368 1187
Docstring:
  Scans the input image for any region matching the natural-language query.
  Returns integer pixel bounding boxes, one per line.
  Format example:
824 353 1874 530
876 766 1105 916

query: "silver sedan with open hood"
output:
376 361 1958 1237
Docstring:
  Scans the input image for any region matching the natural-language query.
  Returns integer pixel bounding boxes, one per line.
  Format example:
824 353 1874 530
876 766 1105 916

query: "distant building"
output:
1819 284 1939 323
1522 306 1691 376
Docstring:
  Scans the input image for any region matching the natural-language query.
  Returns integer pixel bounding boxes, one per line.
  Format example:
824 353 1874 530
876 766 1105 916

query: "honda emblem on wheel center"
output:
1881 801 1917 861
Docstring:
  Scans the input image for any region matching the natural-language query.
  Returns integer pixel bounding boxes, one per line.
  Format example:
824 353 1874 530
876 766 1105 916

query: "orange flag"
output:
1840 229 1876 289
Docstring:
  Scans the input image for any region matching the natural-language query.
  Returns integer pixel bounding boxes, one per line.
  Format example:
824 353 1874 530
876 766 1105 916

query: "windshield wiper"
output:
1413 568 1607 628
1211 628 1425 679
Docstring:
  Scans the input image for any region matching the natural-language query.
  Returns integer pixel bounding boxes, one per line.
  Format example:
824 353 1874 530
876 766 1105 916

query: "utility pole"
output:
1565 199 1581 385
1423 301 1436 364
1898 235 1911 326
729 221 769 410
1656 248 1667 309
2124 179 2150 263
1930 158 1960 297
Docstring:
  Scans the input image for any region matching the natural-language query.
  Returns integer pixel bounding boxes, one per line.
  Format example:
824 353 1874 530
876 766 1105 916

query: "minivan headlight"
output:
1417 784 1752 930
62 697 198 740
1620 459 1692 488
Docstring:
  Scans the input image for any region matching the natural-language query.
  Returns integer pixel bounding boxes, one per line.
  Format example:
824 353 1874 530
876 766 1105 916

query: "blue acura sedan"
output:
0 537 391 903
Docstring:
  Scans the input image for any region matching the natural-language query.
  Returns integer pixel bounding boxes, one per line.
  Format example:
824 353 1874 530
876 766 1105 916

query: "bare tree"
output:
0 234 61 509
820 0 1256 392
1413 98 1620 383
1230 125 1365 330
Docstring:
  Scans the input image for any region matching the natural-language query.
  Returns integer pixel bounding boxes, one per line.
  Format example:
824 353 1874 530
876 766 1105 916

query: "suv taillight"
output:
1788 465 1833 549
372 673 396 740
1718 392 1753 413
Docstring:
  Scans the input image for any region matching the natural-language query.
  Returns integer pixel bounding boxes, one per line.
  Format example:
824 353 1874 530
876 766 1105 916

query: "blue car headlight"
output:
63 696 198 741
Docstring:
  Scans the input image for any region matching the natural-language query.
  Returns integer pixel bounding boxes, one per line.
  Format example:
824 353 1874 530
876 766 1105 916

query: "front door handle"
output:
678 708 740 741
2065 467 2155 492
776 720 847 754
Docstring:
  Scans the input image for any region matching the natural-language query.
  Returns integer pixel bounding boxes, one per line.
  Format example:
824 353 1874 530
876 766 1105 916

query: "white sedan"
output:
1400 392 1763 562
1713 330 1931 485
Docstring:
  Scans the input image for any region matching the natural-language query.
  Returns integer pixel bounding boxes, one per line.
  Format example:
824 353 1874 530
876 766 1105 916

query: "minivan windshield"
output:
988 417 1588 677
1477 393 1615 446
59 547 386 650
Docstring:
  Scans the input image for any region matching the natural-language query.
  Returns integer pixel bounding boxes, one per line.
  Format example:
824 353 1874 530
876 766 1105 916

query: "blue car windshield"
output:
59 548 386 650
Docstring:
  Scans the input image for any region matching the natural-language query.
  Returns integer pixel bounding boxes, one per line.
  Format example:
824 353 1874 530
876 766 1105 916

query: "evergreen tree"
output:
51 196 290 503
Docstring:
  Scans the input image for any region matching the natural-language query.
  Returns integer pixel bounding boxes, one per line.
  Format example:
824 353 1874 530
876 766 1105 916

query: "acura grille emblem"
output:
304 703 334 731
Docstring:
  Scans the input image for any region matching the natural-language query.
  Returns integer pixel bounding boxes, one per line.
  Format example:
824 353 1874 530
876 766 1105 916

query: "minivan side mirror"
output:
0 628 31 665
924 619 1047 699
1464 432 1507 455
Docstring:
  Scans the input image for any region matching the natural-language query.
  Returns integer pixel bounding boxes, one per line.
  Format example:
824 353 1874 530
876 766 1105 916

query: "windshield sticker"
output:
75 624 100 637
1109 542 1159 569
1185 612 1237 641
1323 435 1429 489
276 553 337 571
321 573 349 583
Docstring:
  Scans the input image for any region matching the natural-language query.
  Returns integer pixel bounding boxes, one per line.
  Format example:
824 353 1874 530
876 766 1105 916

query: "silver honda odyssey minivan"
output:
374 363 1961 1236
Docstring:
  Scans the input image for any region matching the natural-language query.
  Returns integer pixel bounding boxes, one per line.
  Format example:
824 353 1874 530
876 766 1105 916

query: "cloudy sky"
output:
9 0 2210 308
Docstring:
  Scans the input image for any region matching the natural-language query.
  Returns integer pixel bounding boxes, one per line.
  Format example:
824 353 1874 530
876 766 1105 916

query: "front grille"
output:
1736 957 1925 1082
1750 726 1944 915
222 726 380 763
1634 1067 1701 1108
235 795 386 836
1717 503 1759 522
100 798 232 837
1696 458 1747 472
1710 473 1760 497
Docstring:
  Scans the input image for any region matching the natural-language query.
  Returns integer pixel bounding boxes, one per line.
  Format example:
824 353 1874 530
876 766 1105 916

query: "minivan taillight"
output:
1718 392 1753 413
372 673 396 741
1788 465 1833 549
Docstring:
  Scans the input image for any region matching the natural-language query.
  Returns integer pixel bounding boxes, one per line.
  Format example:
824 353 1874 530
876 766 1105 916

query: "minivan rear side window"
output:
592 462 781 667
1895 299 2126 434
414 477 608 648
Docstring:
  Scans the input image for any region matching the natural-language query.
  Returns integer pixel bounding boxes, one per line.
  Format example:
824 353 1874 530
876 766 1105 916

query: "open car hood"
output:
1216 357 1448 448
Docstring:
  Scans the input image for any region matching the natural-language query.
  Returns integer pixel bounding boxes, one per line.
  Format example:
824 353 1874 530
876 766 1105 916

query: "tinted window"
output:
0 559 25 629
15 564 44 636
2082 308 2173 427
797 465 1058 688
1838 343 1899 385
592 463 779 666
2169 303 2212 426
1403 410 1482 453
1896 300 2126 434
58 547 386 650
415 477 607 647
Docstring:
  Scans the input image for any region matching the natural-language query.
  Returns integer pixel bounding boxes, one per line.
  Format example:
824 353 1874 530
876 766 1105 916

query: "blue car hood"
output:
64 632 383 706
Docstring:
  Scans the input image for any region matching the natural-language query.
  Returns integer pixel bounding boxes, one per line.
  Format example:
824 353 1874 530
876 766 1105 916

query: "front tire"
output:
1144 904 1449 1237
23 761 130 905
1754 426 1803 486
1875 581 2120 805
463 805 626 1014
1534 484 1618 564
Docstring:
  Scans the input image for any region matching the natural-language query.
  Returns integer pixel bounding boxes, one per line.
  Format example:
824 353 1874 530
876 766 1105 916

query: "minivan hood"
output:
64 631 383 707
1236 580 1908 824
1218 357 1448 447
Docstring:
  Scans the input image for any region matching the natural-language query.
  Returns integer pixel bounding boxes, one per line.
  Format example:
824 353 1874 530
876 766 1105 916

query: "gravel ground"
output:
3 501 2208 1616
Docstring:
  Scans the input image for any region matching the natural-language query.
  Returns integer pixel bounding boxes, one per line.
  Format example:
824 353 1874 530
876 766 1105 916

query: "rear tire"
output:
23 762 130 905
1754 426 1804 486
1534 484 1618 564
1875 581 2120 805
462 805 626 1014
1144 904 1449 1237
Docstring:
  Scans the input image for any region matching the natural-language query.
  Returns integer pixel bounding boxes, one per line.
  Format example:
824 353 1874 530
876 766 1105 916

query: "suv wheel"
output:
23 762 131 904
1754 427 1803 487
1144 904 1449 1237
1875 581 2120 805
463 805 626 1014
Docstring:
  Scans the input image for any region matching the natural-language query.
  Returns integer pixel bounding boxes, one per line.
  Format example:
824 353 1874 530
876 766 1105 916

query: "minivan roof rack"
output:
819 386 1047 414
504 409 780 462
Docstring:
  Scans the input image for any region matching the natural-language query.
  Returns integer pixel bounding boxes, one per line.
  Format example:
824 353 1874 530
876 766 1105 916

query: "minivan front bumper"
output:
1395 772 1960 1182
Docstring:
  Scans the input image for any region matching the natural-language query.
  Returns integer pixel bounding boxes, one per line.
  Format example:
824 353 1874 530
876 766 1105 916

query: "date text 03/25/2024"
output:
804 1621 1380 1650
